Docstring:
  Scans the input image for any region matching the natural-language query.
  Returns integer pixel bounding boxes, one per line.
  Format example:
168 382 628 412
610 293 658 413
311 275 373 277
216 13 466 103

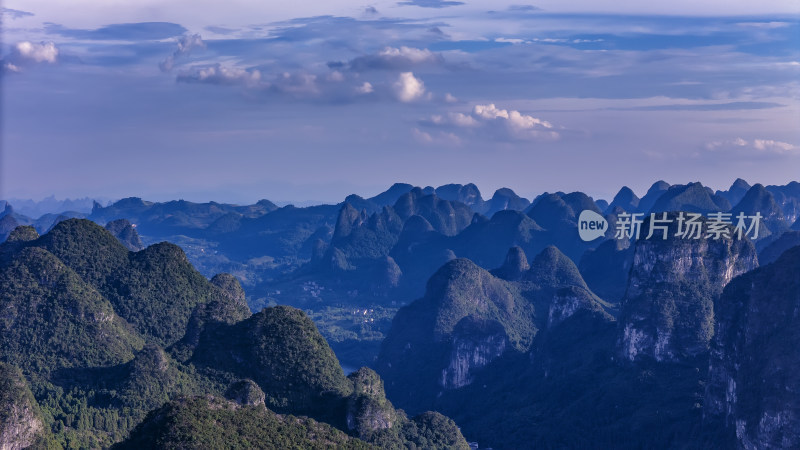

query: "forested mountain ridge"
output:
0 220 468 449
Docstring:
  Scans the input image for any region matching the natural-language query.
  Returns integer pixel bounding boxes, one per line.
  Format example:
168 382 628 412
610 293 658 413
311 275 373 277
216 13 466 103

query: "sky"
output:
2 0 799 204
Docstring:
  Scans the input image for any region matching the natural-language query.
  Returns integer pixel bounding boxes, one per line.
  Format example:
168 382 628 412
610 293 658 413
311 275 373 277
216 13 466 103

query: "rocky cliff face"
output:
704 245 800 449
619 214 758 363
491 246 529 281
440 316 508 389
0 363 49 450
345 367 397 438
104 219 145 251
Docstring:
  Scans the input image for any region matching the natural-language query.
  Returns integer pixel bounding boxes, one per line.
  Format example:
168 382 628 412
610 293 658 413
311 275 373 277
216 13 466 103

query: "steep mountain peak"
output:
393 189 473 236
255 198 278 210
192 305 353 416
732 183 783 217
492 246 530 281
111 197 151 209
368 182 415 207
37 218 130 285
731 183 786 238
527 193 575 229
731 178 750 191
485 188 530 216
333 202 368 241
105 218 145 251
637 180 671 212
175 275 251 358
434 183 484 207
561 192 601 215
422 259 524 339
525 245 588 290
650 182 730 214
608 186 640 212
5 225 38 243
210 273 248 310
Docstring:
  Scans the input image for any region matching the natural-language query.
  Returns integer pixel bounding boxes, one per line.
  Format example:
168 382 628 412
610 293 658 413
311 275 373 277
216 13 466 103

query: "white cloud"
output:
378 46 436 64
753 139 795 152
422 103 559 141
275 72 319 95
412 127 460 145
736 21 791 29
705 137 796 154
15 41 58 63
393 72 427 102
160 34 206 72
356 81 374 94
177 64 262 87
444 93 458 103
343 46 442 71
3 62 21 73
473 103 554 131
412 127 434 143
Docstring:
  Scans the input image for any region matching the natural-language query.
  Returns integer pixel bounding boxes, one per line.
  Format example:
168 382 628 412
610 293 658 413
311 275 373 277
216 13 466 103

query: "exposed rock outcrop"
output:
225 379 266 407
105 219 145 251
705 246 800 448
440 316 508 389
0 363 49 450
618 214 758 363
491 246 529 281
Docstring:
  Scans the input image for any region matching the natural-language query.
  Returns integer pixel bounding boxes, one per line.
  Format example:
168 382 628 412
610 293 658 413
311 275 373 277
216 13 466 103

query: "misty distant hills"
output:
4 179 799 312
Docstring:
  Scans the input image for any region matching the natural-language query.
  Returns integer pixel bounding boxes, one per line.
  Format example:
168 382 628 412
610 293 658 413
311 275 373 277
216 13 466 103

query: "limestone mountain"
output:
482 188 530 217
0 363 55 449
490 246 530 281
0 219 469 448
188 304 468 448
650 182 731 214
716 178 751 207
606 186 640 213
0 245 144 376
393 188 474 236
112 396 375 450
636 180 671 213
730 183 788 240
368 182 416 208
578 237 633 303
190 305 354 420
705 245 800 448
617 213 758 363
434 183 484 211
104 219 144 251
766 181 800 224
377 246 607 414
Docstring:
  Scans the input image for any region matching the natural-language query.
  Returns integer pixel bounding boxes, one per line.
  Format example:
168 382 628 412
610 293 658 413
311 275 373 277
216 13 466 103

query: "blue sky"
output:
2 0 799 204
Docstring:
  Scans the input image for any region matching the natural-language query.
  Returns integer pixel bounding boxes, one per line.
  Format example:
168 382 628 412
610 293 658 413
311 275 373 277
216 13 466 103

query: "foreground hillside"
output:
0 220 468 449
